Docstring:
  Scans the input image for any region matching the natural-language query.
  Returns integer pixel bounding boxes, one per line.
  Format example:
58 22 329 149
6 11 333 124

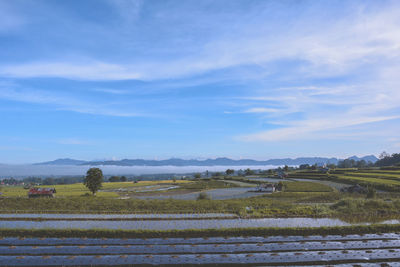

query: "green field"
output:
2 170 400 221
283 181 333 192
2 224 400 239
0 180 191 198
288 168 400 191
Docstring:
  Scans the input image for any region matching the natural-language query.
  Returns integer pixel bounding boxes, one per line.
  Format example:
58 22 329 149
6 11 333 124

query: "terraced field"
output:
1 234 400 266
288 169 400 192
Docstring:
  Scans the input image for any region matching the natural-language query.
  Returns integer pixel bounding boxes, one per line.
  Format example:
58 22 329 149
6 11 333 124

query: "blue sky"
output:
1 0 400 163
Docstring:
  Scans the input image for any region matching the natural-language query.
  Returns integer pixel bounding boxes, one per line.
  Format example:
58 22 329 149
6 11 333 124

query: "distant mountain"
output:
347 155 379 163
34 158 89 165
35 155 378 167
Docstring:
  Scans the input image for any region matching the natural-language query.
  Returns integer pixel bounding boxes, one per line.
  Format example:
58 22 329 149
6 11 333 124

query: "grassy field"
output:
2 170 400 221
283 181 333 192
288 168 400 192
0 180 191 198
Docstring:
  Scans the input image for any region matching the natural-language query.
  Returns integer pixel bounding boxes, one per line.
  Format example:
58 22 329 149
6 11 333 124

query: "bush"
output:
197 192 210 200
366 187 376 199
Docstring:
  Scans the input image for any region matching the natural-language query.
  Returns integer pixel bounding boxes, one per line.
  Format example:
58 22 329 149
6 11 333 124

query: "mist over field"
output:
0 164 280 178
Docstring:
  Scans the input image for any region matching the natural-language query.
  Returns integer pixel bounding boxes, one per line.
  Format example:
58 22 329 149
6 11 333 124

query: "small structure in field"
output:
256 183 275 192
28 187 56 198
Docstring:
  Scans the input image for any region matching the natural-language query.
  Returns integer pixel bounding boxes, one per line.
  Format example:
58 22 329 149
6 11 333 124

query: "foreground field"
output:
1 229 400 266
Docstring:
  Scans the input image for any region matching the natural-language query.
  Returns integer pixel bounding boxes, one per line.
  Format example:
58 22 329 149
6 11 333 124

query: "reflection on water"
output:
0 213 235 219
0 217 398 230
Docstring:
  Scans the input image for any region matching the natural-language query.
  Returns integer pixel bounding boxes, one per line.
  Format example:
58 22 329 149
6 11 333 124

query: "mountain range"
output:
35 155 378 166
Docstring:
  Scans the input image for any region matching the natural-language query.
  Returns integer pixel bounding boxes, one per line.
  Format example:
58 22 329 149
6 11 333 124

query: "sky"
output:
1 0 400 164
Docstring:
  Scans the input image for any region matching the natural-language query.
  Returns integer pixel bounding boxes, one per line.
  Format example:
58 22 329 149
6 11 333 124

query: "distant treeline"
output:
1 176 85 186
300 152 400 169
375 153 400 167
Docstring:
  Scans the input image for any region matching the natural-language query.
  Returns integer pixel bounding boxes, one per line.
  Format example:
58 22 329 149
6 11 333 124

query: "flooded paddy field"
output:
0 213 237 220
1 233 400 266
289 178 351 190
247 177 286 183
136 187 266 200
1 217 399 230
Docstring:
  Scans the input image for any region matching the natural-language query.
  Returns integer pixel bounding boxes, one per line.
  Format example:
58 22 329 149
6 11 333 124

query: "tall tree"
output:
225 169 234 176
84 168 103 195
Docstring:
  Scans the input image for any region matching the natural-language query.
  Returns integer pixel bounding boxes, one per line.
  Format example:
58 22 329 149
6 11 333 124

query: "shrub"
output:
197 192 210 200
366 187 376 199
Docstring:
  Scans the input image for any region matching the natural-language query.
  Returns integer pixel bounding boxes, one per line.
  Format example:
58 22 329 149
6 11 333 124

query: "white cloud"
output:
1 2 399 81
238 116 400 142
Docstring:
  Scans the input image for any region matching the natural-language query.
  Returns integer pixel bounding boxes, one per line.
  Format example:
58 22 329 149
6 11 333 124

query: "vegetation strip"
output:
2 224 400 238
0 216 238 221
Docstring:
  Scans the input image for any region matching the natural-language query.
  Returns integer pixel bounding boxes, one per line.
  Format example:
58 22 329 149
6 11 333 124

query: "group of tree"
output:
0 176 84 186
375 152 400 167
225 169 234 176
337 159 374 168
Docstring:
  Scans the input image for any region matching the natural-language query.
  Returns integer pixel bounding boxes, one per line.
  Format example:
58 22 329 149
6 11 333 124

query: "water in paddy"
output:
0 213 234 219
247 177 286 183
137 187 265 200
1 218 399 230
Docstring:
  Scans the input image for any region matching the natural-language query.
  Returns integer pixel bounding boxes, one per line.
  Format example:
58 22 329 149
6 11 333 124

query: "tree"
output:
379 151 390 159
194 173 201 179
120 176 127 182
84 168 103 195
299 164 310 170
283 165 289 172
244 168 254 176
375 153 400 167
225 169 234 176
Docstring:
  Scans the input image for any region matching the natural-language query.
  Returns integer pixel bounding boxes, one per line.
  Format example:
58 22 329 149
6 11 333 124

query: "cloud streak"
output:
0 87 143 117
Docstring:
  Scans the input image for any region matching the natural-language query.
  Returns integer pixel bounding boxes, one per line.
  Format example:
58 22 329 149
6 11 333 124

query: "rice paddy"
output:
1 233 400 266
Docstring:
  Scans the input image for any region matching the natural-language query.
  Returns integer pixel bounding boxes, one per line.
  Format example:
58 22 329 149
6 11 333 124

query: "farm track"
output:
1 234 400 266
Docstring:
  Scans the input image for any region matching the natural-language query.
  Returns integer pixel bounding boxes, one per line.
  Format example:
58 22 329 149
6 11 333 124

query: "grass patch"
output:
283 181 333 192
178 180 237 190
2 224 400 238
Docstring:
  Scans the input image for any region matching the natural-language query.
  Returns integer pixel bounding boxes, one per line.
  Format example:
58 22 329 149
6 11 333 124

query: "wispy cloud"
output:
0 87 143 117
93 88 130 95
238 115 400 142
0 2 399 81
56 138 91 145
243 107 280 114
0 62 141 81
